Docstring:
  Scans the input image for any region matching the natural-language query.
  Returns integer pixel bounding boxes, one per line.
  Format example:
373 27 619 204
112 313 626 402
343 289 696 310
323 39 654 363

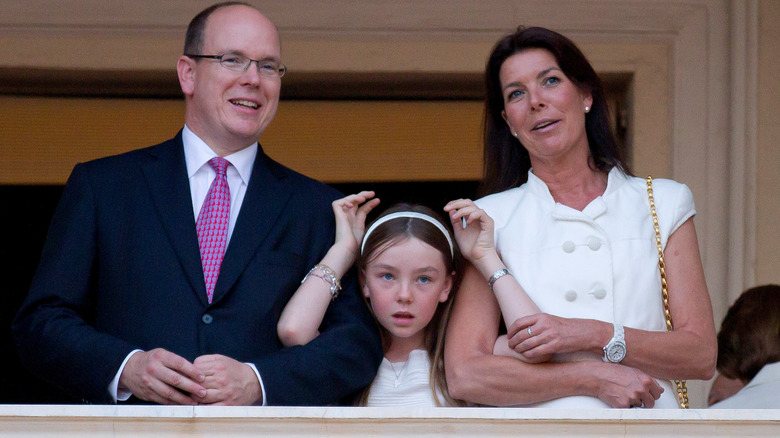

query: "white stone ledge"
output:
1 405 778 437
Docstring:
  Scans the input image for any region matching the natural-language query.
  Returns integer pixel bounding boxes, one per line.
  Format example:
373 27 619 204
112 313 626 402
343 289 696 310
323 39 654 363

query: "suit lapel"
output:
141 132 209 307
211 148 292 304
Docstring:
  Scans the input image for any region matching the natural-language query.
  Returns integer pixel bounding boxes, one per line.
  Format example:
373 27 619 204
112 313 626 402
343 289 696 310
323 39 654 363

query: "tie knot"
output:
208 157 229 177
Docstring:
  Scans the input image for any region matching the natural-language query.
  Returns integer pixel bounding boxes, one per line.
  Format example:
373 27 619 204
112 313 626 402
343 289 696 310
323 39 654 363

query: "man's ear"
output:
177 56 196 96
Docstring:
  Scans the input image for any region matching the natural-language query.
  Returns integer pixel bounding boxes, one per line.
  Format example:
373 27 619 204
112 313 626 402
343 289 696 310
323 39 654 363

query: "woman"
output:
444 26 716 408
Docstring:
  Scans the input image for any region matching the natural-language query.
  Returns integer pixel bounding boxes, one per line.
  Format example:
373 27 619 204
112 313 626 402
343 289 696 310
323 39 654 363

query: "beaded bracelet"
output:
301 264 342 300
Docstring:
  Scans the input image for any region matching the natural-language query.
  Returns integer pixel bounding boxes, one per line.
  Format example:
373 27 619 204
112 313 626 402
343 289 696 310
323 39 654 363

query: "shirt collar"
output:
527 166 626 220
526 166 626 203
182 125 257 184
742 361 780 390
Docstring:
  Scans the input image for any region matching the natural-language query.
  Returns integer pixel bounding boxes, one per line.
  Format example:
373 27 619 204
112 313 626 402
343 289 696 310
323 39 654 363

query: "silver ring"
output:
527 327 533 337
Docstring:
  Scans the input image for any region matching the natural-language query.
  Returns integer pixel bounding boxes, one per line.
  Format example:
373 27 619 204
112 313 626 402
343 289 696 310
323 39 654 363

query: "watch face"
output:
607 343 626 363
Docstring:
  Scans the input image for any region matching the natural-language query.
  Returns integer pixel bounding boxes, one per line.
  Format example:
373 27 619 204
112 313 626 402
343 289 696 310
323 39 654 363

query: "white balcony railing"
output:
1 405 778 437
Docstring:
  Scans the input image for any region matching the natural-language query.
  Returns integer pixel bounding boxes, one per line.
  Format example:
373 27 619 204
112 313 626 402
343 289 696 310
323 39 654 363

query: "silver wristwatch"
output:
602 322 626 363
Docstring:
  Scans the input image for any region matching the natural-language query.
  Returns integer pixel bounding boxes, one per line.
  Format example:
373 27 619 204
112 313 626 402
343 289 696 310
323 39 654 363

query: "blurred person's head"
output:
716 284 780 383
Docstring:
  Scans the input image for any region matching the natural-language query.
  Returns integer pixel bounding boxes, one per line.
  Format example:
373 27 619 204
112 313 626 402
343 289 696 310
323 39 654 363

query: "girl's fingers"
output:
357 198 380 217
336 191 376 206
334 192 378 217
451 207 481 226
444 198 474 211
349 191 375 204
448 204 474 218
356 199 381 226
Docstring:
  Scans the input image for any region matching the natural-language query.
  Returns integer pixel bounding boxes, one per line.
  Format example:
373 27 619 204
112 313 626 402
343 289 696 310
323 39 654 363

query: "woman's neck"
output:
531 158 608 211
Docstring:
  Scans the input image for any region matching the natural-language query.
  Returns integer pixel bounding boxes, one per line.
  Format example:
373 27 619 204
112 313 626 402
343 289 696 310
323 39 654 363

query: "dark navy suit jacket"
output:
13 132 382 404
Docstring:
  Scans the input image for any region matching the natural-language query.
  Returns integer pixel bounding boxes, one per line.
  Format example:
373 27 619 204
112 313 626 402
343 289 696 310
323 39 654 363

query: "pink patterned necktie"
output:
196 157 230 303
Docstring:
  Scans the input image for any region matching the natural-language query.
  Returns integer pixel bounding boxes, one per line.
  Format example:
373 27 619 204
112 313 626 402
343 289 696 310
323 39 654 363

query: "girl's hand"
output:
331 191 381 259
444 199 497 265
278 191 379 348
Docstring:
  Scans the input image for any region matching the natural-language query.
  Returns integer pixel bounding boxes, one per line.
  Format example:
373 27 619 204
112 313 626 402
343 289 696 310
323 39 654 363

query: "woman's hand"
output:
331 191 380 261
506 313 606 359
593 363 664 408
444 199 497 267
493 335 550 364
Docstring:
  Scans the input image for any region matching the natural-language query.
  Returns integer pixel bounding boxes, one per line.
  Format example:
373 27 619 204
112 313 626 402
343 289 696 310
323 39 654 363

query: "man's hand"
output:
119 348 207 405
194 354 262 405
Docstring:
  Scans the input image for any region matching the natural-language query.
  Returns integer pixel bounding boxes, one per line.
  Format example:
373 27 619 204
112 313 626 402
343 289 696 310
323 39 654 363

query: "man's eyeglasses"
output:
186 53 287 78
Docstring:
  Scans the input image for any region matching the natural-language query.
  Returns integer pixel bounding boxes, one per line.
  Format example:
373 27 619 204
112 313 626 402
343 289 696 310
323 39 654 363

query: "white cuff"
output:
244 362 267 406
109 349 143 403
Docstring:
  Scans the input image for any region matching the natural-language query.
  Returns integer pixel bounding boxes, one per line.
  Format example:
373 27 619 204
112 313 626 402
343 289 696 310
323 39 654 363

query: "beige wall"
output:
756 0 780 286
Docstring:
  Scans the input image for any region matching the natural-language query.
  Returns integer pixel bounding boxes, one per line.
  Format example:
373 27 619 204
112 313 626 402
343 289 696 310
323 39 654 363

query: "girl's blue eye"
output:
418 276 431 284
543 77 560 86
381 273 394 281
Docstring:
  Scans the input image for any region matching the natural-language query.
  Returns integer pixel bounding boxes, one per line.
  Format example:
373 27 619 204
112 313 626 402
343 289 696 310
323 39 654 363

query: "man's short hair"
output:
183 2 255 55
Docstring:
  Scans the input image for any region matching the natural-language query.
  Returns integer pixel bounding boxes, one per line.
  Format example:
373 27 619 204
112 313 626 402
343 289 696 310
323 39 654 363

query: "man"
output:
12 2 382 406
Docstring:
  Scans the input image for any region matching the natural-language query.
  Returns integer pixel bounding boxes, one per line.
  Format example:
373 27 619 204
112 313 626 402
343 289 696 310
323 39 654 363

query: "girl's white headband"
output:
360 211 454 257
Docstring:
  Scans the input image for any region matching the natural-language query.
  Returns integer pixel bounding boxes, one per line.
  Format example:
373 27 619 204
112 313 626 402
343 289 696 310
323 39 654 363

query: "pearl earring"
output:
512 131 518 137
585 106 590 113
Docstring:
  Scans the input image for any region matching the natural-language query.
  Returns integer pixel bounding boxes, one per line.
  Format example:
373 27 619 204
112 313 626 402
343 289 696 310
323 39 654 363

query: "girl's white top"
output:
366 349 443 407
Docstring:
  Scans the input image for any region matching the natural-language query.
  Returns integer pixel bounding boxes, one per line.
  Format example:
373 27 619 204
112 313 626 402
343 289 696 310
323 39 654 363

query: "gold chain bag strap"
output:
646 176 690 409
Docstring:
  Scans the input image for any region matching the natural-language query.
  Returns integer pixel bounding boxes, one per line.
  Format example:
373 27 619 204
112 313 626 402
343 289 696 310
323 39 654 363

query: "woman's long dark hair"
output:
479 26 630 197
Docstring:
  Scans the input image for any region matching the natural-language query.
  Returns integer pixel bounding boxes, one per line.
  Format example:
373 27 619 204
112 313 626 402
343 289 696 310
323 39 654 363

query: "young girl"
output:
278 191 462 406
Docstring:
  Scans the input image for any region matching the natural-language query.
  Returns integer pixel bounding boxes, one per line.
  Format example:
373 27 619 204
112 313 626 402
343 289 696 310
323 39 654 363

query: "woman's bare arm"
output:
444 262 663 407
505 219 717 380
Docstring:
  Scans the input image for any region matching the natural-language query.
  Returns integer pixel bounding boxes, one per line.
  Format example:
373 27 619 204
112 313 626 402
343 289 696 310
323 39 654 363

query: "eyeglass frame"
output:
185 53 287 78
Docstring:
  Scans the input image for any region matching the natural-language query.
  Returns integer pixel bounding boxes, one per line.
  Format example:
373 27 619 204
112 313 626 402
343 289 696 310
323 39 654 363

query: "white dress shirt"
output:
183 125 256 243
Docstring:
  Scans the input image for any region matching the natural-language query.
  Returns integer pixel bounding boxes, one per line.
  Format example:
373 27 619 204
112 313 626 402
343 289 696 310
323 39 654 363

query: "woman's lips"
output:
532 119 560 131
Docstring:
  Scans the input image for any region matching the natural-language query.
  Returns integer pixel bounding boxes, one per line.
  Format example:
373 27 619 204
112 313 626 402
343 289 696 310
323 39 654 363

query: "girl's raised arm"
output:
445 199 549 363
277 191 380 346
